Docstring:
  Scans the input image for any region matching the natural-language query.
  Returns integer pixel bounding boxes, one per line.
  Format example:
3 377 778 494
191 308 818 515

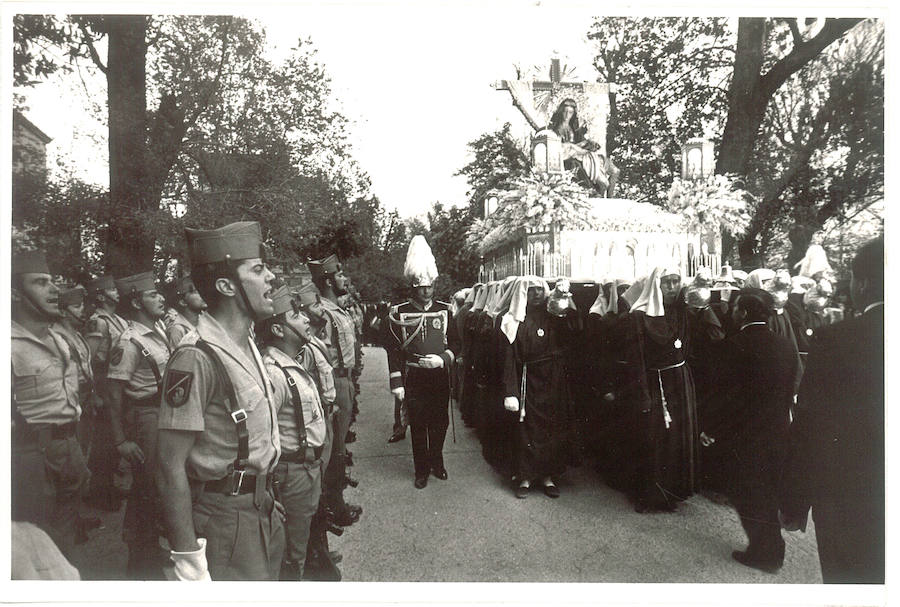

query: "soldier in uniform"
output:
164 275 206 349
84 274 129 511
106 272 171 579
54 286 95 454
385 236 459 489
11 250 91 556
156 221 284 581
307 254 362 526
257 284 328 580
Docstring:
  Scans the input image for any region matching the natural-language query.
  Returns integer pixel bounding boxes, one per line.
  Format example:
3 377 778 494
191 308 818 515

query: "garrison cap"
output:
265 284 294 318
294 281 321 307
12 250 50 275
115 272 157 296
307 254 340 282
87 275 116 292
59 286 87 307
185 221 263 265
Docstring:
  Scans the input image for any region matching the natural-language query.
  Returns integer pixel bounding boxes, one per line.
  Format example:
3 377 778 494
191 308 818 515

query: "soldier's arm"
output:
441 307 460 370
157 428 199 552
385 308 404 392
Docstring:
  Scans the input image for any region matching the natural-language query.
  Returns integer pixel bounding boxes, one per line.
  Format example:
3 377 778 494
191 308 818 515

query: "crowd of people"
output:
11 225 883 584
449 238 883 581
12 221 368 581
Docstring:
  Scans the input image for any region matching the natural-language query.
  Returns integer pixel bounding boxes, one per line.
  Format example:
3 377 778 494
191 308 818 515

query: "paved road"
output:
68 346 823 584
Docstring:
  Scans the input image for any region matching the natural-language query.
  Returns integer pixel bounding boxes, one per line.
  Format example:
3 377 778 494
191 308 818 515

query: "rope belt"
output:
648 360 685 430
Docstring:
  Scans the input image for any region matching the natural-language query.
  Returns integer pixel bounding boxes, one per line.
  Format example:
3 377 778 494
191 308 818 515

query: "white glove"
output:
392 387 405 401
170 537 212 581
503 396 520 412
418 354 444 369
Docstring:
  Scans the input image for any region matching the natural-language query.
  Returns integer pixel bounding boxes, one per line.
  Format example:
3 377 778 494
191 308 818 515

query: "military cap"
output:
87 275 116 293
59 286 87 307
12 250 50 275
263 284 294 319
185 221 263 265
307 254 341 282
115 272 157 297
294 281 321 307
174 275 195 296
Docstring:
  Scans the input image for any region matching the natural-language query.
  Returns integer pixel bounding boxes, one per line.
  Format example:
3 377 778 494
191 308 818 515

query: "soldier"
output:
156 221 284 581
164 275 206 349
11 250 91 556
384 236 459 489
294 281 342 581
83 274 129 512
257 284 328 580
307 254 362 526
54 286 95 454
106 272 171 579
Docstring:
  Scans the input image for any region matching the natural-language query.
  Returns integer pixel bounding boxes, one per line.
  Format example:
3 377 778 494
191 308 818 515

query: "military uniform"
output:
158 222 284 581
55 287 95 454
166 310 196 349
11 251 90 556
106 272 172 578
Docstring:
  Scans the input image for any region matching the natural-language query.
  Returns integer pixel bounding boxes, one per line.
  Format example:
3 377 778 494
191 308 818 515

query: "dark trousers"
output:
393 395 407 435
123 405 164 579
87 408 120 503
725 445 785 563
406 370 450 478
323 376 352 512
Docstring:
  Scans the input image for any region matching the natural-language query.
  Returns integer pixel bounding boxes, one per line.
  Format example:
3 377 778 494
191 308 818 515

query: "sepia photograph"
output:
4 1 888 604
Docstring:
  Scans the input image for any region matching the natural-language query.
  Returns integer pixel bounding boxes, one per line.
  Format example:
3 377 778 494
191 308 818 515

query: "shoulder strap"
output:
270 360 308 450
321 307 346 368
192 340 249 474
130 337 163 390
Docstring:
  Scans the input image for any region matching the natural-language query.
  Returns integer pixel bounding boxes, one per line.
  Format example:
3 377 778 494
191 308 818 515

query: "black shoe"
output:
329 506 360 527
414 476 428 489
543 482 560 498
345 431 357 444
346 503 363 517
432 467 448 480
731 550 783 574
388 432 406 443
344 474 359 488
329 551 343 564
515 483 530 499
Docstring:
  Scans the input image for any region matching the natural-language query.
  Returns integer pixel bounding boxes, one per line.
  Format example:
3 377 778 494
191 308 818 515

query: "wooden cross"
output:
493 58 617 132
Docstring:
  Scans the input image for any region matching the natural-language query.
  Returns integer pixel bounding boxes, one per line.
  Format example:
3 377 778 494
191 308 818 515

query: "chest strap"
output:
192 340 250 483
130 337 165 391
271 360 308 451
322 308 346 369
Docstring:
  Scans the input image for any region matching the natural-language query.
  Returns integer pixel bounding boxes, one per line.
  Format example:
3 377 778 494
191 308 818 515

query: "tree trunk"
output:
105 15 151 276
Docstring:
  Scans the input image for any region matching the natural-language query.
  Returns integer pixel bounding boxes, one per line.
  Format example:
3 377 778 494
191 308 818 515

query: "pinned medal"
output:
537 328 545 337
806 328 813 336
674 338 682 349
432 318 441 329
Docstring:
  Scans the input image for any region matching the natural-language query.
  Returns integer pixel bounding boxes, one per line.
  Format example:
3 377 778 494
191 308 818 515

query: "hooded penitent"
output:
629 267 674 317
403 235 439 287
795 244 834 280
500 275 550 344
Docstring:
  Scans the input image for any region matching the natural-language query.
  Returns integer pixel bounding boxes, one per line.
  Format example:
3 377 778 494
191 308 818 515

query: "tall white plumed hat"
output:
403 235 439 287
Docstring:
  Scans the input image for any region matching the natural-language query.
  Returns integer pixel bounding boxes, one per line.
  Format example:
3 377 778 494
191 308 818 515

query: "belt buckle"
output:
141 347 151 358
231 409 248 424
230 469 246 496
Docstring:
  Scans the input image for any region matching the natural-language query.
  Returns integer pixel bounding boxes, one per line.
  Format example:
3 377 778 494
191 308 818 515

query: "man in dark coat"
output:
780 237 884 583
701 288 799 573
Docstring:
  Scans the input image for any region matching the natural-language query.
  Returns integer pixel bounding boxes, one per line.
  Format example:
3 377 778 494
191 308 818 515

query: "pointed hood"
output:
501 275 550 343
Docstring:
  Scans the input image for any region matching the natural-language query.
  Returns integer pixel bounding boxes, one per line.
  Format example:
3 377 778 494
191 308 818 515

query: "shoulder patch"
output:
109 345 124 366
86 318 101 334
164 369 193 408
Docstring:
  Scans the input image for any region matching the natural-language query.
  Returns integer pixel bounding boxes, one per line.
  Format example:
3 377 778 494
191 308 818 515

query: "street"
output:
68 346 823 584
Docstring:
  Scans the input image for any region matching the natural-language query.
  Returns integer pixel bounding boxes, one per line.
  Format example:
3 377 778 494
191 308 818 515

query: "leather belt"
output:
202 471 271 496
333 368 350 378
124 393 160 408
280 445 324 464
13 420 78 449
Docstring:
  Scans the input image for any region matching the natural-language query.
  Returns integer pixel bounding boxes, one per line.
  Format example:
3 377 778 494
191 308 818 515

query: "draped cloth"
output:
628 267 668 317
501 276 550 344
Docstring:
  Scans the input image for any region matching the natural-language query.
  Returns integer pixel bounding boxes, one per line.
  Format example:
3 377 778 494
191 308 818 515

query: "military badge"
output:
674 338 683 349
164 370 193 408
537 328 545 337
109 345 124 366
432 318 441 329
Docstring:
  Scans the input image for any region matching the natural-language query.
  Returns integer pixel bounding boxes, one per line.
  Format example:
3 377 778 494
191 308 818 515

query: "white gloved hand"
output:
391 387 405 401
503 396 520 412
418 354 444 369
170 537 212 581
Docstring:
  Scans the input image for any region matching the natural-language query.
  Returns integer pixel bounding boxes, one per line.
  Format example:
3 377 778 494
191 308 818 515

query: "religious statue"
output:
547 99 618 197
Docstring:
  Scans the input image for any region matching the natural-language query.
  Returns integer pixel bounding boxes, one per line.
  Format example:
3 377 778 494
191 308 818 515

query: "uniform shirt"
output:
263 346 326 451
53 322 94 390
166 311 197 350
385 300 458 391
85 309 128 366
299 335 336 404
107 321 171 400
320 298 356 370
158 313 280 481
12 321 81 425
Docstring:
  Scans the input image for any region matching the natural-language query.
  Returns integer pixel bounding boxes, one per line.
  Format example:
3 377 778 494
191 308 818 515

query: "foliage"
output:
588 17 733 204
455 122 531 217
425 202 480 300
666 174 753 237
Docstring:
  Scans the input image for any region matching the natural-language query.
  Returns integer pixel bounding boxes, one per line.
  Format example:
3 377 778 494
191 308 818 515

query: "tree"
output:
455 122 530 217
589 17 733 203
425 202 480 300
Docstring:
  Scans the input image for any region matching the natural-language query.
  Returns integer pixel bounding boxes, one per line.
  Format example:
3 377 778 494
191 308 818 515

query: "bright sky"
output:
15 1 607 218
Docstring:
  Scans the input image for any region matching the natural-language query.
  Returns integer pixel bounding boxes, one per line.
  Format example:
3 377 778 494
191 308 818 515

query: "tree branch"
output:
78 22 107 74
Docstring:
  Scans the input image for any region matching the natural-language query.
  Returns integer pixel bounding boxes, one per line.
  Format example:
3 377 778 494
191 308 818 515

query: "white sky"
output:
14 1 610 218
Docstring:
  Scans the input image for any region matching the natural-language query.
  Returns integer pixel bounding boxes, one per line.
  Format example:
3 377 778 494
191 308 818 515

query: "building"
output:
13 110 52 179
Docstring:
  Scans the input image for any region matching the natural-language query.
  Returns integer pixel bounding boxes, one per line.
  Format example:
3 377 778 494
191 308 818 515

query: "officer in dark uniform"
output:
156 221 285 581
84 274 129 511
385 236 459 488
106 272 171 579
12 250 91 556
307 254 362 526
